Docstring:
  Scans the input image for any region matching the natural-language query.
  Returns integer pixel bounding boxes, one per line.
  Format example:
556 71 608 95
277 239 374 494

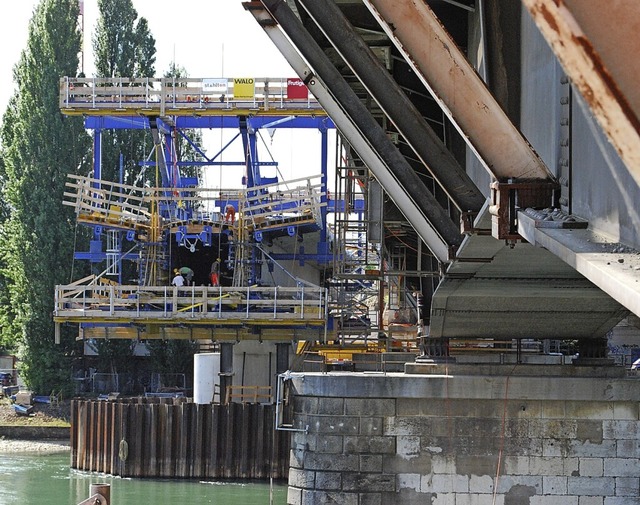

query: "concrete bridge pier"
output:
285 365 640 504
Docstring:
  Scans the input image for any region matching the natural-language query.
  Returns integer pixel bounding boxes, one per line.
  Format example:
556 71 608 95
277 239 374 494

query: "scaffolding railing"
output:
60 76 325 116
54 283 327 323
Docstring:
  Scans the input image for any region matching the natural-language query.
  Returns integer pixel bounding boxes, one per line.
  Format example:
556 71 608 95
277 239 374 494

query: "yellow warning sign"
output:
233 78 255 99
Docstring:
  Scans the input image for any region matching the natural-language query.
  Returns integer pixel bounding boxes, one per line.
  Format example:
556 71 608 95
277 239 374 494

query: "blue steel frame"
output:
77 114 336 280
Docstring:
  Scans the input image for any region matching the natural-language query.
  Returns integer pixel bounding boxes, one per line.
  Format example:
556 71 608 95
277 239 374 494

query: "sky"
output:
0 0 331 185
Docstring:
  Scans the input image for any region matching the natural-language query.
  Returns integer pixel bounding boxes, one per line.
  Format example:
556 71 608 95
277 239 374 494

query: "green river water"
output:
0 452 287 505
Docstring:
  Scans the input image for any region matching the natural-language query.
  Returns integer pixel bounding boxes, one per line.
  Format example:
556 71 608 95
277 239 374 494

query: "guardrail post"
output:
273 286 278 318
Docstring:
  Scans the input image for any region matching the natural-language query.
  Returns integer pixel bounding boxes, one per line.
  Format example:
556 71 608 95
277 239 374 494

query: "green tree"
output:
92 0 156 186
164 62 203 181
0 0 91 392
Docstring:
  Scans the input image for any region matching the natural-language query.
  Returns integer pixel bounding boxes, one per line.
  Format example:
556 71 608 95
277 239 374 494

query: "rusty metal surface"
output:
363 0 553 182
523 0 640 188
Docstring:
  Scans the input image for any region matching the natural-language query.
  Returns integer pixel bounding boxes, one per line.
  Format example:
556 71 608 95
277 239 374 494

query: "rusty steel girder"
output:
362 0 554 182
523 0 640 188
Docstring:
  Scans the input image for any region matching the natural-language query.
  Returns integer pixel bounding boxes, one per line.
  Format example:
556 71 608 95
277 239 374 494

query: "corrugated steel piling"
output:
70 398 289 480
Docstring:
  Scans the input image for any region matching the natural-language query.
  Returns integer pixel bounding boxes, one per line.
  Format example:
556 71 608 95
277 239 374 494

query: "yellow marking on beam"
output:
60 107 327 118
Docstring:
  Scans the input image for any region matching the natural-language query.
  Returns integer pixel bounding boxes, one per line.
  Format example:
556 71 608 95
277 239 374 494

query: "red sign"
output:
287 78 308 99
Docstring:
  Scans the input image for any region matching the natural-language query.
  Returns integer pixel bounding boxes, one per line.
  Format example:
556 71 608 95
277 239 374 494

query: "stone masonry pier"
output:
285 365 640 504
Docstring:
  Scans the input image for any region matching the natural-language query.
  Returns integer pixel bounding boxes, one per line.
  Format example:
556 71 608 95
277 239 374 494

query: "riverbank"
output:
0 397 71 451
0 438 70 453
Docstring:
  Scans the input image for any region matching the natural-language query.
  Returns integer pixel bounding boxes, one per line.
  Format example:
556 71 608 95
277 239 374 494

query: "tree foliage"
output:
92 0 157 186
0 0 91 393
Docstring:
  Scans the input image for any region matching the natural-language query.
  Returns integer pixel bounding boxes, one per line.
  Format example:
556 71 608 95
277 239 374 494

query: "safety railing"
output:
60 76 324 116
54 283 327 323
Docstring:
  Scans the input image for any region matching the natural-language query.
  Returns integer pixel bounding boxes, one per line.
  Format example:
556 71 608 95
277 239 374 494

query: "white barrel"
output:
193 352 220 404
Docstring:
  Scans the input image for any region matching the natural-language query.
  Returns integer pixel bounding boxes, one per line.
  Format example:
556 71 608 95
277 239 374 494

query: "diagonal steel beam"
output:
522 0 640 188
246 0 463 262
363 0 554 182
296 0 485 214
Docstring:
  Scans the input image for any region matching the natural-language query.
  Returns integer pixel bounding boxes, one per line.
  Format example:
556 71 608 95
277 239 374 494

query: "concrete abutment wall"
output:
285 366 640 505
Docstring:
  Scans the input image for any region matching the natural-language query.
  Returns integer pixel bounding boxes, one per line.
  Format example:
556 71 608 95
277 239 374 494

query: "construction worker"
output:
178 266 194 286
224 204 236 224
210 258 221 286
171 269 184 287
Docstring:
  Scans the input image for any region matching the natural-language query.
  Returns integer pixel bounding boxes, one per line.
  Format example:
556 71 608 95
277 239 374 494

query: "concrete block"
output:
579 458 604 477
452 436 502 457
359 493 382 505
342 473 395 492
345 398 395 416
612 402 638 420
458 456 499 480
302 490 358 505
397 473 421 492
567 477 615 496
383 488 436 505
360 454 383 473
529 456 565 476
529 419 577 439
428 473 469 493
578 497 604 505
541 400 567 419
431 454 456 474
421 437 449 456
603 420 638 440
604 457 639 477
504 418 530 438
531 497 578 505
576 420 604 443
360 417 383 436
288 487 303 505
563 457 579 476
384 416 435 436
317 397 344 415
603 498 640 505
383 452 432 475
616 439 640 458
290 447 305 469
502 456 529 475
542 475 568 495
567 439 617 458
503 437 543 457
454 418 502 438
289 468 316 489
344 435 395 454
296 397 318 414
566 401 613 420
314 471 341 490
496 475 542 495
304 453 359 472
314 435 343 454
468 474 494 494
430 493 456 505
542 439 567 457
397 436 420 458
307 414 359 435
615 477 639 497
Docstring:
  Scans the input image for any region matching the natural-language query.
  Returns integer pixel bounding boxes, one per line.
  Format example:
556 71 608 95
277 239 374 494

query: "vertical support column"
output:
219 343 234 405
318 124 329 253
93 128 102 185
275 342 290 374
